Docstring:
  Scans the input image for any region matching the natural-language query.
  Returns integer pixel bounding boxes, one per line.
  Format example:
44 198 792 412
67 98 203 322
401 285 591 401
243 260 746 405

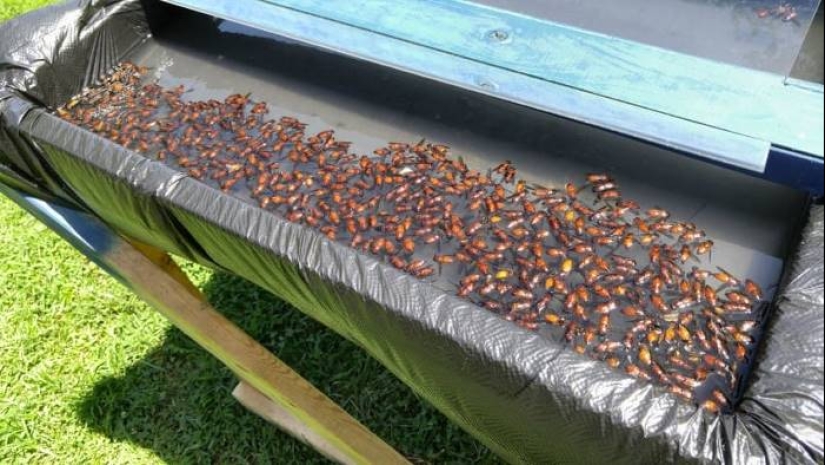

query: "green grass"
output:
0 3 497 464
0 0 55 20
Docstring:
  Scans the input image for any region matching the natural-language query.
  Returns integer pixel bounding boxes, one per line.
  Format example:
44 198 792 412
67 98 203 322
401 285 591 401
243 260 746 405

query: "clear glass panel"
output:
476 0 823 77
790 2 824 82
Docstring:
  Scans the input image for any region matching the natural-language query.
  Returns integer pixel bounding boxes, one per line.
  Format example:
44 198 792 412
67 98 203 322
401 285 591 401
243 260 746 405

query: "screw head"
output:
487 29 511 43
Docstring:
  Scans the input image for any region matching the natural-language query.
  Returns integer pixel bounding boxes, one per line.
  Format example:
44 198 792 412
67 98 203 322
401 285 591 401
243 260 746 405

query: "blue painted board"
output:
264 0 823 157
0 183 125 282
261 0 822 159
165 0 770 174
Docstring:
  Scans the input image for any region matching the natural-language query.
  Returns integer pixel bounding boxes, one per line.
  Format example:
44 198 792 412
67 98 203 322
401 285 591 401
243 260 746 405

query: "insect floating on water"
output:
60 62 767 414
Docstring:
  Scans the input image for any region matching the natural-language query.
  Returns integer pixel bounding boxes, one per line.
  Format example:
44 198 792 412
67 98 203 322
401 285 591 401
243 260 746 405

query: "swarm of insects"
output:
58 62 769 414
755 3 799 22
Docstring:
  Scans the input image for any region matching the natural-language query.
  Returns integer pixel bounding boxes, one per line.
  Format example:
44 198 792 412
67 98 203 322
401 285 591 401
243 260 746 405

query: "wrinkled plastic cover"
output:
1 2 822 463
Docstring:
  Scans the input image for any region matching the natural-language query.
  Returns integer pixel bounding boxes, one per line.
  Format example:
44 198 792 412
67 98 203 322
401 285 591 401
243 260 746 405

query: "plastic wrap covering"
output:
0 0 151 108
1 2 822 463
742 206 824 462
0 0 153 205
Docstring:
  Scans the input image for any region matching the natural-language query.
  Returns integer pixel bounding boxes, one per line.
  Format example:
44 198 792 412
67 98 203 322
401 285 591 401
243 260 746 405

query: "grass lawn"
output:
0 2 497 463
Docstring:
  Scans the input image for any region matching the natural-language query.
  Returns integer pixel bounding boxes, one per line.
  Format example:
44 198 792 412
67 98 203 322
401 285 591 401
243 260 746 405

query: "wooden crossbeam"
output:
0 186 409 465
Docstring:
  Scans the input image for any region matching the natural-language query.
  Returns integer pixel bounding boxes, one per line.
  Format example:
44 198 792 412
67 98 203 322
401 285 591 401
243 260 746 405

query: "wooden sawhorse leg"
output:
233 381 359 463
0 185 409 465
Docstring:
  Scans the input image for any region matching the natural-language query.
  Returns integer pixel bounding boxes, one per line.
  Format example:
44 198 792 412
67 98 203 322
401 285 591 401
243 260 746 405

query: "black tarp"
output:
1 1 822 463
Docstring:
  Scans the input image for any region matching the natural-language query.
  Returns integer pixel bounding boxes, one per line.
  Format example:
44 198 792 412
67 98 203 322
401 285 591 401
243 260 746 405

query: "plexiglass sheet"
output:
476 0 822 76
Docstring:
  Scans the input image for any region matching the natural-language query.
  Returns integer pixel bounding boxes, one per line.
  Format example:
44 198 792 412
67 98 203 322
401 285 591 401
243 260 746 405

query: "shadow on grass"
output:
75 272 498 464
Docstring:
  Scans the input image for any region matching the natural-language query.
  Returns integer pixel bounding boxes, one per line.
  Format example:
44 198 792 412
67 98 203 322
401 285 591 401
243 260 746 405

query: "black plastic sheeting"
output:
1 2 822 463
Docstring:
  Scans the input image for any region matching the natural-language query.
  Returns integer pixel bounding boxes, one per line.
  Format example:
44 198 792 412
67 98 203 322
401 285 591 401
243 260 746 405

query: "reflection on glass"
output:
475 0 823 77
790 2 824 82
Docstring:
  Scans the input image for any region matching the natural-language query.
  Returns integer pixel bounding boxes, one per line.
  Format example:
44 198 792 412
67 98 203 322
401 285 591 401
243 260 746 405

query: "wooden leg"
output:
113 239 409 465
0 186 409 465
233 381 356 465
